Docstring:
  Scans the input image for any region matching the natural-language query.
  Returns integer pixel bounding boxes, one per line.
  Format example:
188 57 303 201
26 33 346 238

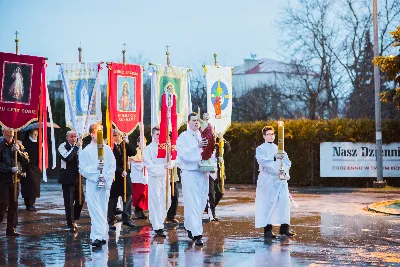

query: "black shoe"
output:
155 229 166 237
264 225 276 239
101 239 107 245
108 223 116 230
26 205 37 212
6 229 21 237
187 230 194 240
167 217 179 224
122 220 136 228
134 210 147 219
211 216 219 222
115 208 123 215
140 211 147 219
279 224 295 237
195 237 203 246
134 210 142 219
92 239 102 247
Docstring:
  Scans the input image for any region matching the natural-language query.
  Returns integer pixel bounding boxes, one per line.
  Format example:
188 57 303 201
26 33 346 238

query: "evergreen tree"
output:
346 31 375 118
373 26 400 109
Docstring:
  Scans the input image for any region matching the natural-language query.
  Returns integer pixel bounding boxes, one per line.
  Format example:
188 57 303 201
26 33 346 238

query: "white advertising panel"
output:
320 142 400 177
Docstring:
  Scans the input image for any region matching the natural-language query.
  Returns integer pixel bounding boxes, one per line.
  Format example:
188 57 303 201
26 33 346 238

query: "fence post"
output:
310 142 314 186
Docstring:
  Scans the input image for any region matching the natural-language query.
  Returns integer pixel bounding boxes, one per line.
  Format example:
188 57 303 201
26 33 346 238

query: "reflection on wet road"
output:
0 184 399 266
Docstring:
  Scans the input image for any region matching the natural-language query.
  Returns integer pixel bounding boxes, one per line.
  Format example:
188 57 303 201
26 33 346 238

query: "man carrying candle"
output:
254 124 294 239
79 124 116 248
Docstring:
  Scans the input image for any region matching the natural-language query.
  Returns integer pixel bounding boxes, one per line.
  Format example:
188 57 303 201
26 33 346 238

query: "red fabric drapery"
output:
157 93 177 160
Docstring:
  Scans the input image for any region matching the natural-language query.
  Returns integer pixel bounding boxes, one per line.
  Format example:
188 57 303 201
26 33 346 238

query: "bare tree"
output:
332 0 400 118
280 0 343 119
233 82 302 122
189 66 207 114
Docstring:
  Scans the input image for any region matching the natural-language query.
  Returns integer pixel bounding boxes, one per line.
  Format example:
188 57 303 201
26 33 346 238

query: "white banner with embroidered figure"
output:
59 62 102 136
204 65 232 134
150 64 191 129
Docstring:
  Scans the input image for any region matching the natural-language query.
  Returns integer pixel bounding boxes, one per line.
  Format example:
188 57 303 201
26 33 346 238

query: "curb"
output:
367 200 400 215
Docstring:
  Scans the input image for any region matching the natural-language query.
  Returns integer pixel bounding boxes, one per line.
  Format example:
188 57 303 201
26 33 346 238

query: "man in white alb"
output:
255 125 294 239
176 112 209 246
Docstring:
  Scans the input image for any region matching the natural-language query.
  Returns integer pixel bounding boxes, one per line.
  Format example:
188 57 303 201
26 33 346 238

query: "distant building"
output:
232 57 298 96
232 56 325 119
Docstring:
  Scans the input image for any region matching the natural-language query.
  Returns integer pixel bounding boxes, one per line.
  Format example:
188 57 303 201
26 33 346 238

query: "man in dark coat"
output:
0 126 29 236
21 129 41 211
57 131 85 232
108 129 136 229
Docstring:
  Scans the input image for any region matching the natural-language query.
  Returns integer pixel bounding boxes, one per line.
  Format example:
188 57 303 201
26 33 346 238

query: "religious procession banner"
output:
59 62 102 136
106 63 143 148
0 52 46 130
150 65 192 129
0 52 56 181
204 65 232 134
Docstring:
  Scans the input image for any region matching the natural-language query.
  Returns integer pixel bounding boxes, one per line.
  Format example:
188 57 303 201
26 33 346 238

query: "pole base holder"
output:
373 180 387 188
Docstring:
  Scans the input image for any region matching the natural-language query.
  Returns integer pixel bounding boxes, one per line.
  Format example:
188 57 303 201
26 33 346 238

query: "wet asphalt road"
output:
0 183 399 267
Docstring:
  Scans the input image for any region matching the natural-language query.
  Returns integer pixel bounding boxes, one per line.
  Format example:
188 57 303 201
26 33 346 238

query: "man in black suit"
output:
107 129 136 229
57 131 85 232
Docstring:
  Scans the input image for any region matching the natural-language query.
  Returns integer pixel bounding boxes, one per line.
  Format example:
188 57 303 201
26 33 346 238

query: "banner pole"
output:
122 44 127 203
213 52 225 193
78 41 83 205
13 31 19 202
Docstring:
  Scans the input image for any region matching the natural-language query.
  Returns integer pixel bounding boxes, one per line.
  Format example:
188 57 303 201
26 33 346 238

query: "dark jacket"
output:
0 137 29 184
57 141 80 185
110 142 135 198
21 138 42 198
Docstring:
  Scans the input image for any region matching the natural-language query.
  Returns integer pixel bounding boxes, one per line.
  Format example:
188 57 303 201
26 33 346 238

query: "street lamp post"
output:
372 0 386 187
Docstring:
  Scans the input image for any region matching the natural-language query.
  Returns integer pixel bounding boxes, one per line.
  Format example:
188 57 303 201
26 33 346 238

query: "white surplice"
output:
255 142 291 227
176 129 209 237
130 148 148 185
143 142 171 231
79 142 116 241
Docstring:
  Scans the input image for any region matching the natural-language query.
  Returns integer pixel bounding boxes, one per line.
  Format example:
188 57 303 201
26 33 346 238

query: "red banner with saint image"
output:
107 63 142 136
0 52 45 130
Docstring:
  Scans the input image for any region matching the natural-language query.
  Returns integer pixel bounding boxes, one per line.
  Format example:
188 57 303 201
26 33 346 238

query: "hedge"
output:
222 119 400 187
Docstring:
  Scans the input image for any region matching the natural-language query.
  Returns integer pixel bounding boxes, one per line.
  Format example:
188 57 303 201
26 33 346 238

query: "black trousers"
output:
167 181 179 220
0 183 19 231
207 177 224 216
108 195 132 222
62 184 85 226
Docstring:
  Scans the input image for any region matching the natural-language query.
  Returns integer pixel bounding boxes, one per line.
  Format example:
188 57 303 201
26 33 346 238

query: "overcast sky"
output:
0 0 286 82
